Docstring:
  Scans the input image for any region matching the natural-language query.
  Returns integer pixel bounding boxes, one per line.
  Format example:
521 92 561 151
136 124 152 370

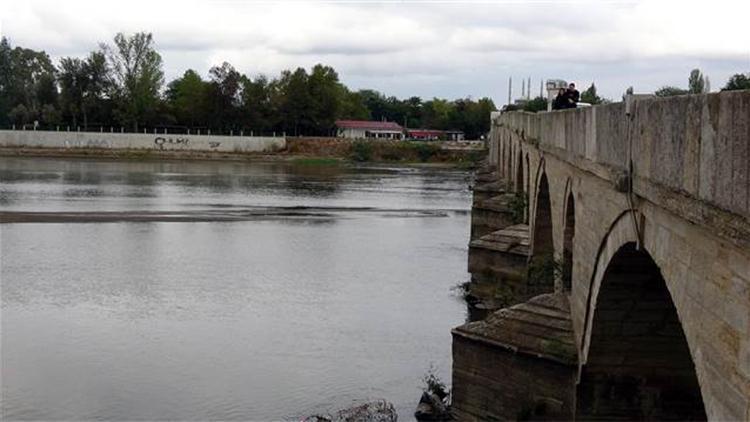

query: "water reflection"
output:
1 156 471 421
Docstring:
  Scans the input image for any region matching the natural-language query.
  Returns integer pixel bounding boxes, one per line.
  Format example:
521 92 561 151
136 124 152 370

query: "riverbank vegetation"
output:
0 32 496 139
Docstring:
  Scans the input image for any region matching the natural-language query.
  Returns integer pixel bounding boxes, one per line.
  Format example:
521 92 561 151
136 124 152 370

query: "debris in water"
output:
302 400 398 422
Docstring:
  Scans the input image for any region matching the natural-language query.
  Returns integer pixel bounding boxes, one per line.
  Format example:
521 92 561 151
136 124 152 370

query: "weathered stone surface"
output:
452 294 577 421
456 90 750 421
470 194 516 239
467 224 530 309
455 294 577 365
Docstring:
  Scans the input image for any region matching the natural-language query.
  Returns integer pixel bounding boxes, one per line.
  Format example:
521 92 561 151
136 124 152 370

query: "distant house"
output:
335 120 404 140
444 130 465 141
406 129 443 141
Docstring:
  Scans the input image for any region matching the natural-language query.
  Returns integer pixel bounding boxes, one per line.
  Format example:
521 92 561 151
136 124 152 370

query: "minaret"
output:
508 77 512 105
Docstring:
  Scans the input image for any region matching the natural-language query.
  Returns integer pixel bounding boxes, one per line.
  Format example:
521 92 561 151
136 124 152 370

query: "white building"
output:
335 120 404 140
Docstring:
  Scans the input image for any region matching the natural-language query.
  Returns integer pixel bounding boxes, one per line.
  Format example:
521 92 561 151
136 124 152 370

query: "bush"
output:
527 253 561 288
508 192 528 224
422 365 449 400
351 140 373 162
413 142 440 162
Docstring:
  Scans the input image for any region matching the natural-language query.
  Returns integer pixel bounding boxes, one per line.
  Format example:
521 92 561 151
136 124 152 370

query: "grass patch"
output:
508 192 528 224
117 149 153 160
291 157 342 166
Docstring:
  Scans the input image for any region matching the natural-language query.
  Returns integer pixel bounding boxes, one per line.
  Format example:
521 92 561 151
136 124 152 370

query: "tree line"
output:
0 32 496 139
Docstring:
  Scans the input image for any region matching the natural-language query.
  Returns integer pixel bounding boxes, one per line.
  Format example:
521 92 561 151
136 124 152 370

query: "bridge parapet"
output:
495 90 750 221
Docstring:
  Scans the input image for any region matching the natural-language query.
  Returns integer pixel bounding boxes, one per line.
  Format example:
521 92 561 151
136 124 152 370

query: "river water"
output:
0 157 471 421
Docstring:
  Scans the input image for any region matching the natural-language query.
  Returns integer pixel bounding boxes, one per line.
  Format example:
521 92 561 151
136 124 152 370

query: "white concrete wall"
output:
0 130 286 153
338 128 367 139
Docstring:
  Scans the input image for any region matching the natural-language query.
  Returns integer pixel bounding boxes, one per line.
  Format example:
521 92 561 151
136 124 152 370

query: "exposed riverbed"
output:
0 157 471 421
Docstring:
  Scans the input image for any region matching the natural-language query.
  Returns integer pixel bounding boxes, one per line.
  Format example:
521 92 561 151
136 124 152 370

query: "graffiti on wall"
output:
64 139 111 149
154 137 189 149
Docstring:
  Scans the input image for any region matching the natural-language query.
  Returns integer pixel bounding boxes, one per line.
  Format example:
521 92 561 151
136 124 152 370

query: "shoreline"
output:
0 147 480 169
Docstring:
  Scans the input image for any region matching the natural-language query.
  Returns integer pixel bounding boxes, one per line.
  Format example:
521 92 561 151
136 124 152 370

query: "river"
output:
0 156 471 421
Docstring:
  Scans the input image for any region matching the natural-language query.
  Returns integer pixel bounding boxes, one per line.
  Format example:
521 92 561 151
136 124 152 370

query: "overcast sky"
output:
1 0 748 105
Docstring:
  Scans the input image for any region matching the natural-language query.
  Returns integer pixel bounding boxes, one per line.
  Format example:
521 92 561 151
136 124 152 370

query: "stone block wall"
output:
452 332 576 421
485 90 750 420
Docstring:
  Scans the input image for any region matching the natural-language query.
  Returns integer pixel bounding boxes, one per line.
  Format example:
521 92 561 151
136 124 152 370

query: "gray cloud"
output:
1 0 748 104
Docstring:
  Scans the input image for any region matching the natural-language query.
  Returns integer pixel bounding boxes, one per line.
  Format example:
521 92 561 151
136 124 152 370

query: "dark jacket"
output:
552 94 567 110
566 89 580 107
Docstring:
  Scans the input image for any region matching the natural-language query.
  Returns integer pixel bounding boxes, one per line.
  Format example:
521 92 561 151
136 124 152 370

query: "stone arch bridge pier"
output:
452 91 750 421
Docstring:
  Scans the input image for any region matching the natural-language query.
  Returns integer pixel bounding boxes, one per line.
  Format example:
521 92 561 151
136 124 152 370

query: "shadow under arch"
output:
515 146 524 193
528 168 555 296
577 242 706 420
562 187 575 292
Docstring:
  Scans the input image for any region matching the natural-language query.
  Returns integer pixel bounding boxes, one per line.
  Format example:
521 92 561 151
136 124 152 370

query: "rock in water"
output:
414 392 452 421
302 400 397 422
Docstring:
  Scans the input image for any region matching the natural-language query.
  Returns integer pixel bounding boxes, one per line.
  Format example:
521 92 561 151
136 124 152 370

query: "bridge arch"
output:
562 183 575 293
577 241 706 420
525 154 530 195
515 147 524 193
506 142 513 181
529 162 555 296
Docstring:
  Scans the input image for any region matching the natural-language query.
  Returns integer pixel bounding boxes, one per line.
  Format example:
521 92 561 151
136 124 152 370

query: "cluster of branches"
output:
0 32 496 138
654 68 750 97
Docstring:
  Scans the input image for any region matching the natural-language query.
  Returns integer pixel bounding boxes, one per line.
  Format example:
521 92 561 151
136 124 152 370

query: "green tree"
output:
278 68 312 136
522 96 548 112
654 86 689 97
688 68 707 94
58 57 87 127
722 73 750 91
307 64 344 134
338 89 370 121
0 37 58 127
165 69 208 128
82 51 111 127
580 83 604 104
101 32 164 131
421 98 452 129
206 62 242 132
241 74 276 132
0 37 12 125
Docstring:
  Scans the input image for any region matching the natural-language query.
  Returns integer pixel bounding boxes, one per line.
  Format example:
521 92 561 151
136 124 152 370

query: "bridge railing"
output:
496 90 750 219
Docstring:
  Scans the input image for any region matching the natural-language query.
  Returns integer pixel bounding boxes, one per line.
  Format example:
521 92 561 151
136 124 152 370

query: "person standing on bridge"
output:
553 88 568 110
565 82 580 108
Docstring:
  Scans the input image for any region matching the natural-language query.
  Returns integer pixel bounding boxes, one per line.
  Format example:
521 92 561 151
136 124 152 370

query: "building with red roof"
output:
406 129 443 141
335 120 404 140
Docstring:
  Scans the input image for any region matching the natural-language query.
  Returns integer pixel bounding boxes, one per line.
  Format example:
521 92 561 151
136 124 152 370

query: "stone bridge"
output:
452 91 750 420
